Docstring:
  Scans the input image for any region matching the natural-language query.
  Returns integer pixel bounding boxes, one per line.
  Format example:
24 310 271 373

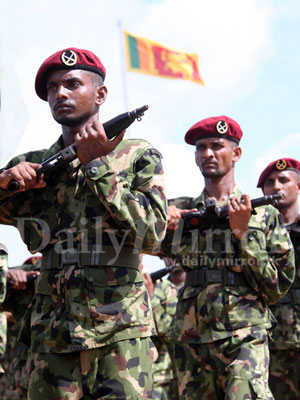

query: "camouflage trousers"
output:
153 343 179 400
0 343 28 400
27 337 157 400
269 348 300 399
174 327 274 400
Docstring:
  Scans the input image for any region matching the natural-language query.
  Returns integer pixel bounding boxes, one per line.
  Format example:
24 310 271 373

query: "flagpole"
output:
117 19 129 113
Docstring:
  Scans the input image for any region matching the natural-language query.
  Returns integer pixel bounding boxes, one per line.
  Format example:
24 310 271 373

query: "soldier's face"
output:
195 137 241 178
263 170 300 209
46 69 105 126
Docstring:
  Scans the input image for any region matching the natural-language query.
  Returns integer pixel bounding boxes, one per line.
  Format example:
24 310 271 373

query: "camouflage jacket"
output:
151 278 179 381
269 218 300 349
0 137 167 353
3 262 40 320
0 243 7 304
161 186 295 344
0 243 8 372
0 262 41 395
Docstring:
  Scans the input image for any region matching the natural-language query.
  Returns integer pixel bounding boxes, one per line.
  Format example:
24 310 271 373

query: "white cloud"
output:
161 143 203 199
134 0 274 92
254 133 300 176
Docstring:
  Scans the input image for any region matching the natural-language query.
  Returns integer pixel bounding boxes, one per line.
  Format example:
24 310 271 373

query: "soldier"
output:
0 243 8 375
0 256 41 400
257 157 300 399
160 116 295 399
151 258 185 400
0 48 167 399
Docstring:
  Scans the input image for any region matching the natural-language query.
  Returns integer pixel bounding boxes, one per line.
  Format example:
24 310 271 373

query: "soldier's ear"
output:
232 145 242 163
95 85 107 106
297 177 300 195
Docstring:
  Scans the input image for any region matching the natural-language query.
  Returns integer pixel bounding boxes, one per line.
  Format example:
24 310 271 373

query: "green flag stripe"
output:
128 35 140 69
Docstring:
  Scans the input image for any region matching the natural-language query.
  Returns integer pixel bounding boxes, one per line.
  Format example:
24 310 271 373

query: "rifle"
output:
150 267 172 283
7 272 38 291
182 194 283 231
8 105 149 192
150 257 181 283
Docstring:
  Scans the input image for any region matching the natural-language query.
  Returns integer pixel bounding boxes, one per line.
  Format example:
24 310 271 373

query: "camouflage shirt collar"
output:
41 135 65 161
41 136 82 172
286 216 300 235
192 185 243 209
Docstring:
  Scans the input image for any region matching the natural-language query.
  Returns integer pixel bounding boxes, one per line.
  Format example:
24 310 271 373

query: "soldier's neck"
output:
279 203 299 225
204 176 236 202
61 115 99 147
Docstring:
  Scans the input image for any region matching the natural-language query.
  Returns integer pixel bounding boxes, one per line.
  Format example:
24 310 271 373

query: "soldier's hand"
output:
5 311 16 323
75 120 125 165
228 194 252 240
167 206 197 231
7 269 39 290
0 162 46 192
142 272 154 297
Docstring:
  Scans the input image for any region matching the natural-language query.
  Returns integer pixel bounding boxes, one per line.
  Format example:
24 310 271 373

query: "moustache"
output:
54 102 73 111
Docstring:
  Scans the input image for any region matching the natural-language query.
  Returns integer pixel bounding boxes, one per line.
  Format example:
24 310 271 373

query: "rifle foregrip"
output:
7 180 19 192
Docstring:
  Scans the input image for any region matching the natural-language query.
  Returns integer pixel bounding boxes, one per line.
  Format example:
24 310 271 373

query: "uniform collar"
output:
41 135 65 162
193 185 242 209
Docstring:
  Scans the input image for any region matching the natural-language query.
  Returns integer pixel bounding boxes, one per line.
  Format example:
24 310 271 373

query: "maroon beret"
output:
257 157 300 188
35 47 106 101
185 115 243 145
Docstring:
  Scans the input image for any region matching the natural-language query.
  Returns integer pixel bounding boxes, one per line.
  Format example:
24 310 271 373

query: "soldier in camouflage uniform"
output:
0 243 8 375
151 258 185 400
0 256 41 400
258 157 300 399
0 48 167 399
160 116 295 399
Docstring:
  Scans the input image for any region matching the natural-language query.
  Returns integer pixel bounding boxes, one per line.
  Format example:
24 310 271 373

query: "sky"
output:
0 0 300 270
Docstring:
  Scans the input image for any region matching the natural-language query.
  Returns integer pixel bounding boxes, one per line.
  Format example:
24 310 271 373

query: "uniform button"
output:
88 166 98 176
248 233 255 241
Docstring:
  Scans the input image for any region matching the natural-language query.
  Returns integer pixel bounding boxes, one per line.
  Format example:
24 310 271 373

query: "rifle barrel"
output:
150 267 170 283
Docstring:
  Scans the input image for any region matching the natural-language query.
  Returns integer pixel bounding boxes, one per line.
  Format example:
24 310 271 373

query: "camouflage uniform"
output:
268 219 300 399
0 137 167 399
0 260 40 400
161 186 295 399
151 277 180 400
0 243 8 375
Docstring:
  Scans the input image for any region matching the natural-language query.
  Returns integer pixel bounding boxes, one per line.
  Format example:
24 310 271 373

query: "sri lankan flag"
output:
124 30 204 85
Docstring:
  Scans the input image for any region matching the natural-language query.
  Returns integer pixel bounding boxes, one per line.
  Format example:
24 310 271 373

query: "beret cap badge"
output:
216 120 228 134
61 50 78 66
275 159 287 171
